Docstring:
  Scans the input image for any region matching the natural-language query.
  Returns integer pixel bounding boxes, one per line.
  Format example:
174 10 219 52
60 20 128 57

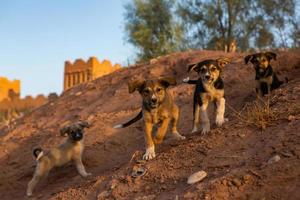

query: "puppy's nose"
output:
151 98 158 103
205 75 210 80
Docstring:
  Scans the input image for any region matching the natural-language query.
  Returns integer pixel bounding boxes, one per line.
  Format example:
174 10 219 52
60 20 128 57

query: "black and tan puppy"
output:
244 52 284 96
114 77 185 160
26 121 91 197
183 58 230 134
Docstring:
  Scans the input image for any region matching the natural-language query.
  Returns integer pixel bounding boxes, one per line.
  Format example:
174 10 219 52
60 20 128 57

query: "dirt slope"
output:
0 50 299 200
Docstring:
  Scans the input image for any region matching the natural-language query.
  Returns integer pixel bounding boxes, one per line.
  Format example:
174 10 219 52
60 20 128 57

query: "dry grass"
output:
227 97 279 130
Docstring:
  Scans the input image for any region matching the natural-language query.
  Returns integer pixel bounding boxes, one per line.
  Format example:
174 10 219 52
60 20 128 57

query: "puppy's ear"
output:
216 57 230 68
187 63 200 73
78 121 90 129
244 54 254 64
60 126 70 136
128 78 145 93
265 52 277 61
158 77 177 88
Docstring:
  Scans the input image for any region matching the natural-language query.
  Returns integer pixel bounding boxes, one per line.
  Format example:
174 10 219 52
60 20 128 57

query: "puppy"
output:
114 77 185 160
26 121 91 197
183 58 230 134
244 52 284 96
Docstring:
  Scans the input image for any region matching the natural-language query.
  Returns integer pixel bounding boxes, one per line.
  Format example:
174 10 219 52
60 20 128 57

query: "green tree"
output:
124 0 184 62
178 0 298 51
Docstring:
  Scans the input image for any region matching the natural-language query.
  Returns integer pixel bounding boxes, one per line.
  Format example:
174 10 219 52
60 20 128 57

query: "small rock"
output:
184 192 197 199
221 179 227 186
87 115 95 123
125 175 132 184
134 195 156 200
261 122 267 130
75 91 82 96
161 185 167 190
97 190 110 200
281 150 293 158
267 155 281 164
243 174 252 183
87 82 96 90
145 185 151 191
232 178 242 187
187 170 207 184
288 115 296 121
109 179 119 189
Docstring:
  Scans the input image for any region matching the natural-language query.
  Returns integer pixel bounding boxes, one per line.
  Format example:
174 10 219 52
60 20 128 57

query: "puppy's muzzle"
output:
72 132 83 141
149 97 158 108
204 75 213 82
205 75 211 80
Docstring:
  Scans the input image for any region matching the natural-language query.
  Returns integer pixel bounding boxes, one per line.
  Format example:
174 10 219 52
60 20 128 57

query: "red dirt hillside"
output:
0 50 299 200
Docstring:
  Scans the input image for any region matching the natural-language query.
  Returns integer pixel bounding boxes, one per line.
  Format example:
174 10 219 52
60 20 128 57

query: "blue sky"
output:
1 1 299 97
0 0 133 97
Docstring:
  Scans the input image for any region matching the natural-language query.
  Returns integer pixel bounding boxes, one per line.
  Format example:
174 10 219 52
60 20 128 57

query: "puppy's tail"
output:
113 110 143 129
33 147 44 161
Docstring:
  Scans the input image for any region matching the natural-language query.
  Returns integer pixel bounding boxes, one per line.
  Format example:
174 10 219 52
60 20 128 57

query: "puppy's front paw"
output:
143 146 155 160
201 124 210 135
82 172 92 177
182 77 190 83
86 172 92 176
26 191 33 197
191 127 198 133
172 131 186 140
215 116 225 127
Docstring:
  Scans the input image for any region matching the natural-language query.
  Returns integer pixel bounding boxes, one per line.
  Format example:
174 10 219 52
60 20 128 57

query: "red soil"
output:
0 50 299 200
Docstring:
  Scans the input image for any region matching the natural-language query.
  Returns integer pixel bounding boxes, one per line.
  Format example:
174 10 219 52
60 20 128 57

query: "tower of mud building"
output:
0 77 20 102
63 57 121 91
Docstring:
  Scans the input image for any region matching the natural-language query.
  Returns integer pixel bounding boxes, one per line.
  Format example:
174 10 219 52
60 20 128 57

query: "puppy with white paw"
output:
114 77 185 160
183 58 230 134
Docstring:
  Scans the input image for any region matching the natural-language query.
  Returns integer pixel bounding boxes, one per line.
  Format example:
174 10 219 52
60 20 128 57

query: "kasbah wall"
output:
0 57 120 124
0 77 56 122
64 57 121 90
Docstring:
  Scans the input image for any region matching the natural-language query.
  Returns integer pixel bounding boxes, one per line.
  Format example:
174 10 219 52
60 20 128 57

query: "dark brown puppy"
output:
244 52 284 96
114 77 185 160
183 58 230 134
26 121 91 197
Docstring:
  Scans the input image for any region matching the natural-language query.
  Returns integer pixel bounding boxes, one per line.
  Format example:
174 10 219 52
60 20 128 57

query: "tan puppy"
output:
114 77 185 160
26 121 91 197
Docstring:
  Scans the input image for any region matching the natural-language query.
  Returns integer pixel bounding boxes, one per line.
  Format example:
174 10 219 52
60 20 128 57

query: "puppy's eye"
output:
156 88 162 92
143 89 150 94
211 67 216 72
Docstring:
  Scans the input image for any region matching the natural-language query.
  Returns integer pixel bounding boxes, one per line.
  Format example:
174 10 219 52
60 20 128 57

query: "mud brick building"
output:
63 57 121 90
0 77 52 122
0 77 20 102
